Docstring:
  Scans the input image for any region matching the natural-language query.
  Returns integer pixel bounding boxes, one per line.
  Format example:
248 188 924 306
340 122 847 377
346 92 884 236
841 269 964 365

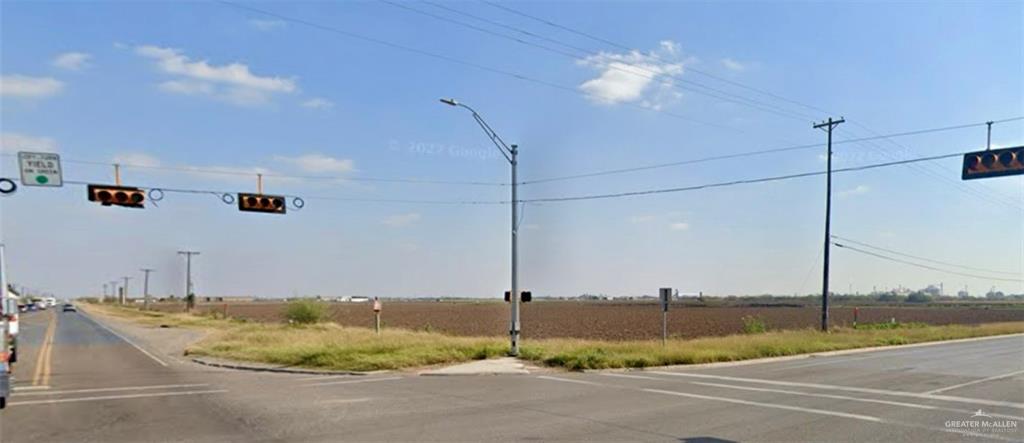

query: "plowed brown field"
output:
155 301 1024 340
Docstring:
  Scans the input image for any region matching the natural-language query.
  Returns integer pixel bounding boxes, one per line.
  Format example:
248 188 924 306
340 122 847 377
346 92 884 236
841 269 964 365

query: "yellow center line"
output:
31 311 57 386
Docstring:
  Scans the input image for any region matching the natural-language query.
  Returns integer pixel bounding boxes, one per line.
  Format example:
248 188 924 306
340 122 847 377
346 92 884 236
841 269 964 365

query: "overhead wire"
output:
830 235 1019 276
832 242 1023 283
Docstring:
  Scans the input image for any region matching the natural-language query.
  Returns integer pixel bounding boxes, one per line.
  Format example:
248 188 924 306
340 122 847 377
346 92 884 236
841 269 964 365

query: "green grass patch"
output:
87 303 1024 372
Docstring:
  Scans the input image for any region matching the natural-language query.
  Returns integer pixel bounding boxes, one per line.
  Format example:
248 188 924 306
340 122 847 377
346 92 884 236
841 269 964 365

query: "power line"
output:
216 0 757 134
831 235 1018 276
518 118 1023 185
385 0 816 122
519 152 966 203
832 242 1023 283
481 0 831 117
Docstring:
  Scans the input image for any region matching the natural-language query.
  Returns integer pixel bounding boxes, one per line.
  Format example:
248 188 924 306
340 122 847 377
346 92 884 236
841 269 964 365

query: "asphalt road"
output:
0 308 1021 442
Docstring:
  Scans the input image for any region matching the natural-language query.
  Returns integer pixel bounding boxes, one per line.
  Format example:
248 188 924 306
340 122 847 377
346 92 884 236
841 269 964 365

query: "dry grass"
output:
89 303 1024 371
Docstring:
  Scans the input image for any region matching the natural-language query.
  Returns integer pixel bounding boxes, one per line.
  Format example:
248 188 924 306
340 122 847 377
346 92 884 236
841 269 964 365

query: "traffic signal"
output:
962 146 1024 180
87 184 145 208
503 291 531 302
238 193 286 214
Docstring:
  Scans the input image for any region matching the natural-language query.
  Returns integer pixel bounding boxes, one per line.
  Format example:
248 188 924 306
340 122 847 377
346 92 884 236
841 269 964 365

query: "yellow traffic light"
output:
237 193 286 214
87 184 145 208
962 146 1024 180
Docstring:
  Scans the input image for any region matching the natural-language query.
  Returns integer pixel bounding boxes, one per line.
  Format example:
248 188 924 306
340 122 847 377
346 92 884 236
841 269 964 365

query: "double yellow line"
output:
31 310 57 386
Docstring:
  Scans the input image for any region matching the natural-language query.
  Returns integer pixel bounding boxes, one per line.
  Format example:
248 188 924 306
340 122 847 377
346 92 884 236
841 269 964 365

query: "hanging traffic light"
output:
238 193 286 214
87 184 145 208
962 146 1024 180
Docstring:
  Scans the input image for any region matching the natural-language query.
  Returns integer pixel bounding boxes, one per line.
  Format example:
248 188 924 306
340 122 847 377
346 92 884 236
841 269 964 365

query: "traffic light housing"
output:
87 184 145 208
962 146 1024 180
504 291 531 302
238 193 286 214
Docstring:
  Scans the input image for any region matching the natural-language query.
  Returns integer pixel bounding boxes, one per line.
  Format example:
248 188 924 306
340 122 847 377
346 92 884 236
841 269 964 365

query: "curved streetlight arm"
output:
440 99 513 164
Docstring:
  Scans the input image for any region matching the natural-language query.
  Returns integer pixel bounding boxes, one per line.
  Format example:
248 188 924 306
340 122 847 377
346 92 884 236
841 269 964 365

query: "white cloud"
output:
839 184 870 198
112 152 161 168
382 213 421 227
301 97 334 110
0 133 58 153
669 222 690 231
0 75 64 98
249 19 286 31
275 154 354 174
577 40 687 110
629 215 656 224
720 58 746 72
135 45 296 106
52 52 92 71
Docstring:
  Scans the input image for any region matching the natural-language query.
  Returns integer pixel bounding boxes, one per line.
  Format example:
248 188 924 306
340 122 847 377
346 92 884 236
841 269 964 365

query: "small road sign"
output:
18 152 62 187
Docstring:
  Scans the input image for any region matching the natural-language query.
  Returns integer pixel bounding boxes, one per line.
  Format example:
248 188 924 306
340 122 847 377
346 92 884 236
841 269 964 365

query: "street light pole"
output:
440 98 521 356
121 276 133 305
140 268 155 311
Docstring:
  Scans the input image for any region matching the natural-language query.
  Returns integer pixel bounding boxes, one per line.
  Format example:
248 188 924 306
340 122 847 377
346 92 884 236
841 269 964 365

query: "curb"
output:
589 331 1024 373
188 358 380 374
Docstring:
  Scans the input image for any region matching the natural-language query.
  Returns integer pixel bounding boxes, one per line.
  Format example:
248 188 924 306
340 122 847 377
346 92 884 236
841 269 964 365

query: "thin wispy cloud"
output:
275 154 354 174
577 40 688 110
302 97 335 110
135 45 297 106
0 133 58 153
248 19 287 31
0 75 64 98
382 213 421 227
839 184 870 198
669 222 690 231
52 52 92 71
720 58 746 72
112 152 162 168
629 215 656 224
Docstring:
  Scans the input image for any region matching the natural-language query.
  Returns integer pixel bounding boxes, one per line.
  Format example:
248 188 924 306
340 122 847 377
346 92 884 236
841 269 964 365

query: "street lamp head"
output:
439 98 458 107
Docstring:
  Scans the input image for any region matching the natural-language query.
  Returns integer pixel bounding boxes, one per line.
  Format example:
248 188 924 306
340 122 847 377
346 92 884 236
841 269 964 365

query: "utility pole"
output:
121 276 132 305
440 98 521 356
178 251 200 312
140 268 155 311
814 117 844 332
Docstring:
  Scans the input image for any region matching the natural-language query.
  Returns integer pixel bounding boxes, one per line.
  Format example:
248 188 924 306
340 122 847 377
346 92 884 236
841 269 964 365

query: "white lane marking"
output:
924 369 1024 395
645 388 1017 442
600 373 663 381
303 377 402 387
79 310 168 367
536 376 607 387
648 371 1024 409
643 388 882 422
319 397 372 405
689 381 1024 422
9 389 228 406
14 383 210 397
296 374 356 382
12 385 50 391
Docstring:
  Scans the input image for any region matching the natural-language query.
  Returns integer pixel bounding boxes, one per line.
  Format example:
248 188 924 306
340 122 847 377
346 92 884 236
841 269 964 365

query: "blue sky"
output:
1 1 1022 299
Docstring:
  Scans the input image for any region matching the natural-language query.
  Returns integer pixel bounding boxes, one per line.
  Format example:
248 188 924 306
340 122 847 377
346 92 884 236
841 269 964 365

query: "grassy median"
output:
87 304 1024 371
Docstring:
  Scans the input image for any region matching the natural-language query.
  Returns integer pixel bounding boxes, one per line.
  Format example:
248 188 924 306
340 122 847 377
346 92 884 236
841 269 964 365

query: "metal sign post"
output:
659 288 672 346
373 297 382 335
17 152 63 187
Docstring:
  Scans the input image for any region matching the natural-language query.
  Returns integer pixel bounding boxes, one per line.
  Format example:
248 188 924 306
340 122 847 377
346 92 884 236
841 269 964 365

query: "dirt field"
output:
151 301 1024 340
